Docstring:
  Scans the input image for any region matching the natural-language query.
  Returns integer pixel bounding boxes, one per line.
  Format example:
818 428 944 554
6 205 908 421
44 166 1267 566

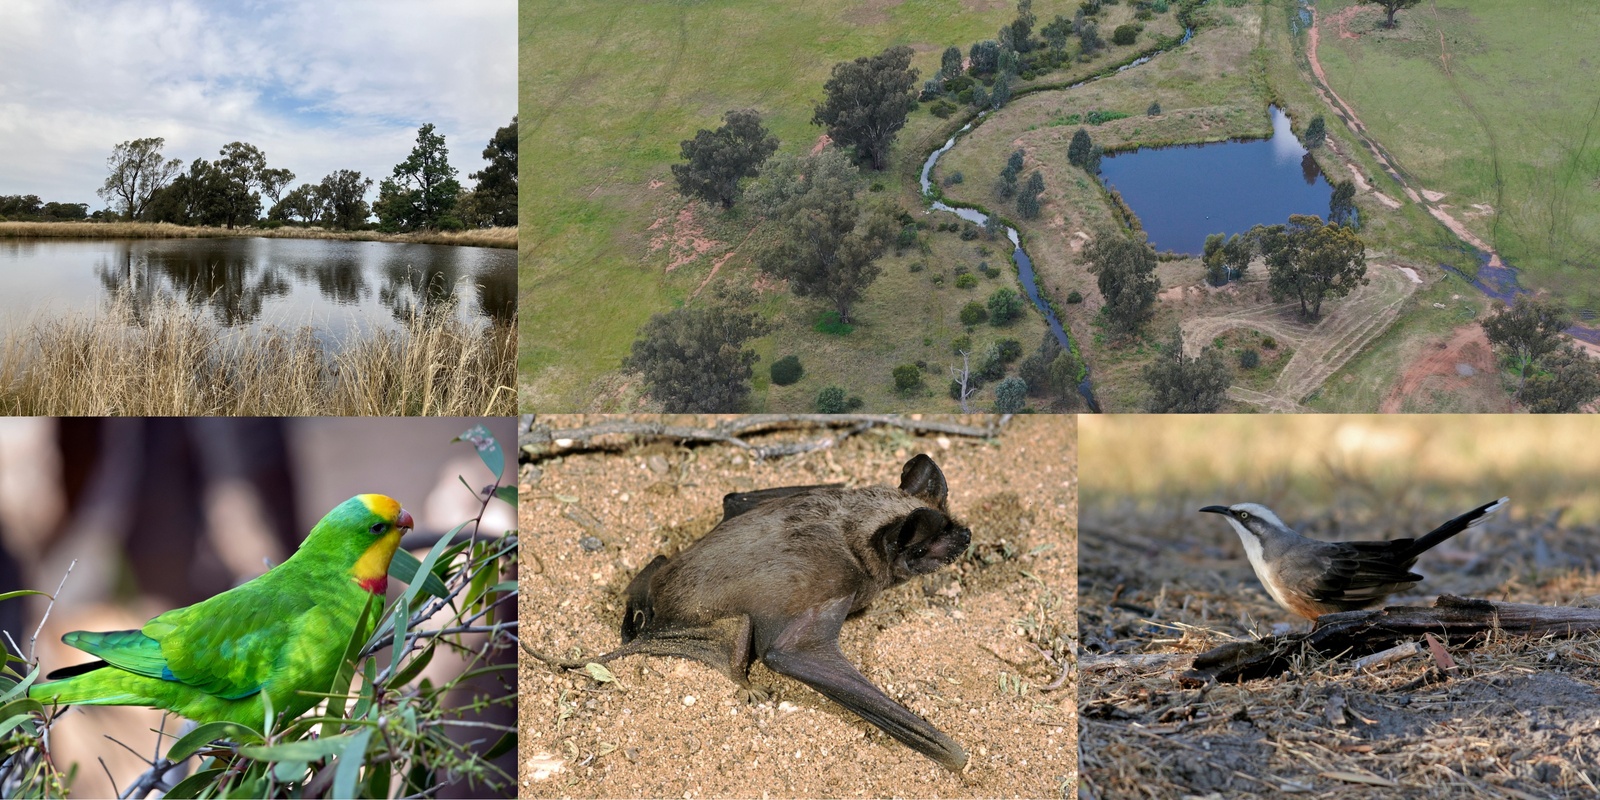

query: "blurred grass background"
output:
1082 414 1600 526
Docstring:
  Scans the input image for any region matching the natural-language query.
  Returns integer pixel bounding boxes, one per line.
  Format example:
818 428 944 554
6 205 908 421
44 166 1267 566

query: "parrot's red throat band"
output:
357 576 389 595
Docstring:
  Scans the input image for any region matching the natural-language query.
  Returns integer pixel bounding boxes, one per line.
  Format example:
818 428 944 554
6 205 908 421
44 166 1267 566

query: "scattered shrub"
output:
1066 290 1084 304
1239 349 1260 369
869 182 885 192
987 287 1024 326
943 171 964 186
952 334 972 354
960 302 988 326
1262 336 1278 350
815 386 848 413
1147 101 1161 116
997 338 1023 362
892 364 923 392
993 376 1028 413
930 100 957 118
847 395 864 410
960 223 980 240
953 264 970 276
909 261 925 273
1113 24 1140 45
770 355 804 386
931 274 945 286
956 273 978 289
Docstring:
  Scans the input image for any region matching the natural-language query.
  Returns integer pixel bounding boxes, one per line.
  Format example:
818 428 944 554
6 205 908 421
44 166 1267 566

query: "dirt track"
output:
1180 263 1417 410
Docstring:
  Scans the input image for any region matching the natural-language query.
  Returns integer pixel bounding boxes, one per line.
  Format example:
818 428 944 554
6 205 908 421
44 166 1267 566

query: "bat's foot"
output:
734 685 771 705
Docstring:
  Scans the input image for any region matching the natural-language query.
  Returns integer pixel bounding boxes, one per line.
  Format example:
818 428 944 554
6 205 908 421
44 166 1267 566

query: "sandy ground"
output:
1380 323 1507 413
519 415 1077 798
1079 499 1600 799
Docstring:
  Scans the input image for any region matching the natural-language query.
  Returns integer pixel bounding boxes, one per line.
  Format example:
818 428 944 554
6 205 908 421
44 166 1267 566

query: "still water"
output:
1097 106 1334 254
0 237 515 338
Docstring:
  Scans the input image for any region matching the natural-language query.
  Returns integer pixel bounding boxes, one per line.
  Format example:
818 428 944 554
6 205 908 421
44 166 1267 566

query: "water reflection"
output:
1 237 515 337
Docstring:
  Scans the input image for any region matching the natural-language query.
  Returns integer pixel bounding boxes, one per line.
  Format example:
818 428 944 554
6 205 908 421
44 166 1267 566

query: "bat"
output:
527 454 972 771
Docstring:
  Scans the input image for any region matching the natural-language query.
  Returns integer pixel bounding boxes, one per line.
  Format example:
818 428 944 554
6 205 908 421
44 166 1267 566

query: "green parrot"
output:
28 494 414 728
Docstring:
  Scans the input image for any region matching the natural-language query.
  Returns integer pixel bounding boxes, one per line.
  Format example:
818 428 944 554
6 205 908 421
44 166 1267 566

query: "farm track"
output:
1181 264 1416 412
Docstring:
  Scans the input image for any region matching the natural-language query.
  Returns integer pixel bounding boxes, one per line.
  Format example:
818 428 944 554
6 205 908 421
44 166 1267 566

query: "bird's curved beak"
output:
397 509 415 530
1198 505 1230 515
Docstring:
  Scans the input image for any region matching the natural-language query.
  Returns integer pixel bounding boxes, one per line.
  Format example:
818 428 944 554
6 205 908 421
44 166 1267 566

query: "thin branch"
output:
30 560 76 663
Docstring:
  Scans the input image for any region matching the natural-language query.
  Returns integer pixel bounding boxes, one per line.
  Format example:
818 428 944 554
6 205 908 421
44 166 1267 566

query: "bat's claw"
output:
735 685 771 705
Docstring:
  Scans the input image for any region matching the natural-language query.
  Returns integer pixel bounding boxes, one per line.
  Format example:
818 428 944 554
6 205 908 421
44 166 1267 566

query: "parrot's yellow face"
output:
351 494 414 594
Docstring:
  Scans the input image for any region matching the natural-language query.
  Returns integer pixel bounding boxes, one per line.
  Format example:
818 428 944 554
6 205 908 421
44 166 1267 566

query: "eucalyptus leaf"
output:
166 721 261 762
454 425 504 480
390 549 450 598
161 767 227 799
584 663 616 683
494 485 517 507
241 731 361 762
332 727 373 799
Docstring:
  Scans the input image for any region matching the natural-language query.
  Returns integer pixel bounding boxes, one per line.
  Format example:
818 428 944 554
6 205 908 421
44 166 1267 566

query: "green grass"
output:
1313 0 1600 310
519 0 1029 411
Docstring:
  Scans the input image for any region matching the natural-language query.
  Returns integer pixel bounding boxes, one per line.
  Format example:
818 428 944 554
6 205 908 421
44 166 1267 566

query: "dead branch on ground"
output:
518 414 1010 462
1182 595 1600 686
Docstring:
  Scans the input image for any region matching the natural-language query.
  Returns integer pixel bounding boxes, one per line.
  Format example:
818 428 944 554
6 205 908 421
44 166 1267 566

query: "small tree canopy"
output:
98 137 183 220
987 287 1026 326
1304 115 1327 149
374 124 462 232
1362 0 1421 28
1068 128 1094 168
671 109 779 209
1260 215 1367 319
1481 295 1575 398
812 46 919 171
1329 179 1357 226
1141 330 1233 412
1084 229 1160 336
993 375 1027 413
1521 344 1600 413
624 288 768 412
758 180 894 324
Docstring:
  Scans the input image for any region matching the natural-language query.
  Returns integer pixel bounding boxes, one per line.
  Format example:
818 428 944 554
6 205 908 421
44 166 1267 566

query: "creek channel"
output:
918 27 1199 412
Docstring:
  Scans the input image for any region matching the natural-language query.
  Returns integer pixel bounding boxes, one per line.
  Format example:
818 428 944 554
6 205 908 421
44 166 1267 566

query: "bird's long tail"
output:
1404 497 1509 558
27 664 162 709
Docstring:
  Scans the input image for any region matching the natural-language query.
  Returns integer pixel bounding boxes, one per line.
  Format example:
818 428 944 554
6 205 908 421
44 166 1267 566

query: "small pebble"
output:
683 695 697 706
579 536 603 552
778 701 799 713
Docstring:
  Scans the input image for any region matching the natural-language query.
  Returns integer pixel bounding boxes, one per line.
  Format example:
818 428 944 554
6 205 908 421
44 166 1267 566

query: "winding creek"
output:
917 30 1206 411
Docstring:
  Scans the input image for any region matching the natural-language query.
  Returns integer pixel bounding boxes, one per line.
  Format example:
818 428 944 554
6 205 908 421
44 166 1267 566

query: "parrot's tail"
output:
28 665 162 708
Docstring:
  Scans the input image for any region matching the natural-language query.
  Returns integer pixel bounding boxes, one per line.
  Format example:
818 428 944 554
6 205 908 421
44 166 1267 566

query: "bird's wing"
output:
1305 541 1423 606
138 582 318 701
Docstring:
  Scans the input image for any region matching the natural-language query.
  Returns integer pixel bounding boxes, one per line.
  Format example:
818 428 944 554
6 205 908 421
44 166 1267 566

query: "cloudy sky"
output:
0 0 515 209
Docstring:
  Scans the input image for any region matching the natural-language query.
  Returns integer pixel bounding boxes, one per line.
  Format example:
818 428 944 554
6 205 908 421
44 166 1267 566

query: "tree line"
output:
92 118 516 232
0 195 88 222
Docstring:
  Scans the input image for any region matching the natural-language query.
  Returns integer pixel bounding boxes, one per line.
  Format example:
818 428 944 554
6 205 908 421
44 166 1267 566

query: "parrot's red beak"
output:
397 509 415 531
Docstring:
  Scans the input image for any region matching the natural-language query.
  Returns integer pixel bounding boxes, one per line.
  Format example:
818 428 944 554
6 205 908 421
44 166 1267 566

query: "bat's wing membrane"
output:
761 595 968 772
720 485 842 521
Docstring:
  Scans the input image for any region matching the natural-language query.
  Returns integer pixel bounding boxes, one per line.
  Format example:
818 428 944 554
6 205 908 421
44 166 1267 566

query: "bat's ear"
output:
899 454 948 511
893 506 971 575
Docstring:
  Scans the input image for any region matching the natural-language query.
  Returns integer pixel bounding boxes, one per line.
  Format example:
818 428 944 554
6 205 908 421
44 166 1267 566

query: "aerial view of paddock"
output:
521 0 1600 413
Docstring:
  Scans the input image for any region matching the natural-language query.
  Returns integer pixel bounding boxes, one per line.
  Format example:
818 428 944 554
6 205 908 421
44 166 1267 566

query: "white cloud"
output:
0 0 515 208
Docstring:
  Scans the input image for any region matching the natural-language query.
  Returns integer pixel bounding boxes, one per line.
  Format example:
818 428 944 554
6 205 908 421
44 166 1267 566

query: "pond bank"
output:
0 221 516 249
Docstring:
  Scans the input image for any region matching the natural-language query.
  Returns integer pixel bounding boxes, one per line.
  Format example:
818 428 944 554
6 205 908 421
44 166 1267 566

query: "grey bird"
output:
1198 497 1509 620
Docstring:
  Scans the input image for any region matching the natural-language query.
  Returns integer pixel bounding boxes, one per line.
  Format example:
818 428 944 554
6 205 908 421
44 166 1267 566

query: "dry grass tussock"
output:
0 221 516 249
0 295 515 416
1079 502 1600 799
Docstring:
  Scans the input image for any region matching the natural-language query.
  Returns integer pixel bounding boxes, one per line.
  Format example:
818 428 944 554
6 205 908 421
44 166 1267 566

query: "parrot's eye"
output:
370 522 387 535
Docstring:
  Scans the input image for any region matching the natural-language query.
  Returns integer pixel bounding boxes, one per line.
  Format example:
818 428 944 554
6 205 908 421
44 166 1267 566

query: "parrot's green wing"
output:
143 586 323 701
63 580 324 702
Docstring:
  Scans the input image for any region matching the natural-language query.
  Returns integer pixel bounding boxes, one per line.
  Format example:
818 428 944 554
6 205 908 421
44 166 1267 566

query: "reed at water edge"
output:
0 293 515 416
